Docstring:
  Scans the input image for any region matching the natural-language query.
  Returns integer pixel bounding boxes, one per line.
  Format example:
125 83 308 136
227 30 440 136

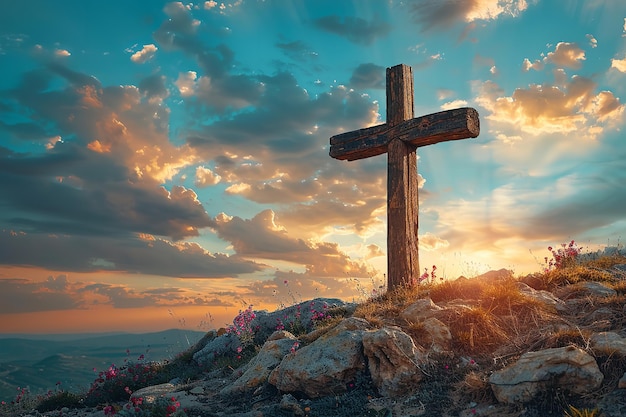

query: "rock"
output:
268 317 369 398
131 383 177 404
279 394 304 416
400 298 443 322
421 317 452 352
252 298 354 342
362 326 425 397
221 331 298 395
192 332 241 365
489 346 603 404
589 307 615 322
591 332 626 355
516 282 566 312
579 281 617 298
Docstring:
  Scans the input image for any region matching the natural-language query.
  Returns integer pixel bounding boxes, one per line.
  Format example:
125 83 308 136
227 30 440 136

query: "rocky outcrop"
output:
489 346 604 403
220 330 298 396
267 317 369 398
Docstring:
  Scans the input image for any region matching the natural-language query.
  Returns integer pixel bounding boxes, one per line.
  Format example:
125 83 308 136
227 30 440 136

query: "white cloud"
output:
522 58 543 72
130 44 157 64
441 99 468 110
175 71 197 97
586 34 597 48
611 56 626 73
194 166 221 187
466 0 530 22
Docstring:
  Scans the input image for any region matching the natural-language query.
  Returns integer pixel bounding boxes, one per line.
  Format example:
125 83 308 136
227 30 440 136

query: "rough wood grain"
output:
329 107 480 161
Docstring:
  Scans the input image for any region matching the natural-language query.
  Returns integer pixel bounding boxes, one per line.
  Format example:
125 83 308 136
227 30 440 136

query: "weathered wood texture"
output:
328 63 479 291
329 107 480 161
385 65 419 290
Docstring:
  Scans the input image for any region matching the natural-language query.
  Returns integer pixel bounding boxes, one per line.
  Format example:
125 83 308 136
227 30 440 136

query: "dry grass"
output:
582 254 626 269
353 283 420 327
431 305 508 355
526 266 614 291
429 277 484 303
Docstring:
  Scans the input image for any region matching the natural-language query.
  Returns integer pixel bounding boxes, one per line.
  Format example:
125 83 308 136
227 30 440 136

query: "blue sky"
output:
1 0 625 333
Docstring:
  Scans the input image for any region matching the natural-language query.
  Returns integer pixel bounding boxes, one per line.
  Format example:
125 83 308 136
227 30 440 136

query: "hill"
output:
0 329 204 402
5 252 626 417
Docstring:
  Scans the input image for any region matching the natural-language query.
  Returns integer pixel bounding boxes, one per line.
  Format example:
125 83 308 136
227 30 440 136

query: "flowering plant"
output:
103 394 184 416
226 305 259 350
84 356 165 407
419 265 437 284
544 240 582 272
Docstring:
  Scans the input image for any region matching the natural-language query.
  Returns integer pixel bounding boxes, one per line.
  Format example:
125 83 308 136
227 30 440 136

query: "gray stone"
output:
400 298 443 322
421 317 452 352
516 282 566 312
193 332 242 365
363 326 425 397
268 317 369 398
489 346 603 404
580 281 617 298
279 394 304 416
591 331 626 355
221 331 298 395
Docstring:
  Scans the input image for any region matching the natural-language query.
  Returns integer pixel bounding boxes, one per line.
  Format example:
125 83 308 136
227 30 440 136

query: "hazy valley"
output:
0 329 205 402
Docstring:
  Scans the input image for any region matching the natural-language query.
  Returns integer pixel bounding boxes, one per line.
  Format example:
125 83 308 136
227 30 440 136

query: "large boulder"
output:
252 298 354 342
362 326 426 397
268 317 369 398
489 346 603 404
221 331 298 396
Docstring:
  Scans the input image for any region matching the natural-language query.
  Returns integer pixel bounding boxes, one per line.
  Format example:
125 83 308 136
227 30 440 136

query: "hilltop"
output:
5 249 626 417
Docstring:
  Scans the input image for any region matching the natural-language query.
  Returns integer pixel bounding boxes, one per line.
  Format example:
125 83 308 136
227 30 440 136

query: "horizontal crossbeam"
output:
329 107 480 161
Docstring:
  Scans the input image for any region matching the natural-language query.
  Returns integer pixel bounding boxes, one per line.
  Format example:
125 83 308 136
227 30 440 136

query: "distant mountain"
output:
0 329 206 402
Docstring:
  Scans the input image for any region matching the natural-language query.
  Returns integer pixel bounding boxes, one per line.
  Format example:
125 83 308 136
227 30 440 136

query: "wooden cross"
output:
329 64 479 291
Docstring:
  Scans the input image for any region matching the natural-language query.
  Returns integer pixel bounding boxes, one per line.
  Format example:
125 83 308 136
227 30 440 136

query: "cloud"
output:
276 40 318 62
0 230 262 277
522 58 544 72
0 273 237 314
523 42 586 72
213 210 375 278
195 166 221 187
419 232 450 251
545 42 586 69
175 71 198 97
0 61 213 240
0 278 81 314
409 0 532 31
475 74 624 140
586 34 598 48
313 15 391 45
130 44 158 63
611 56 626 73
349 63 385 89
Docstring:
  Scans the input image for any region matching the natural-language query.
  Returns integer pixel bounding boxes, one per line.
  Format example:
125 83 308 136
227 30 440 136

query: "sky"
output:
1 0 626 334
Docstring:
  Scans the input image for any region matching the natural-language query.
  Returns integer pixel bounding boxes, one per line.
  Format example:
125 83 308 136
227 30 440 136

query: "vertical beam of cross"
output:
386 65 419 290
